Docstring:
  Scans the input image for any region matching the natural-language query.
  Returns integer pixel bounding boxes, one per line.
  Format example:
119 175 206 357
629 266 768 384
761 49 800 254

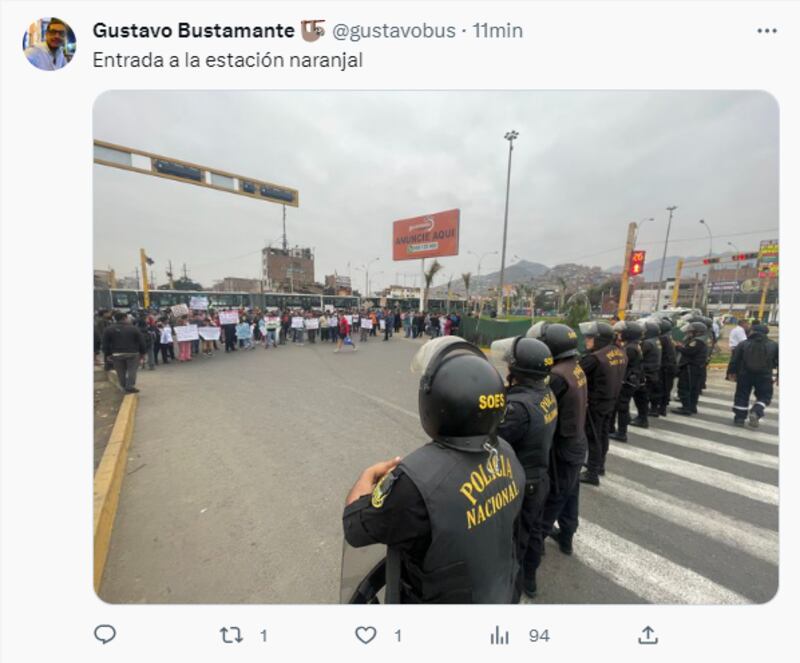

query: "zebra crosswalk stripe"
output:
610 443 778 505
626 425 778 468
570 520 750 604
596 474 779 565
654 413 778 446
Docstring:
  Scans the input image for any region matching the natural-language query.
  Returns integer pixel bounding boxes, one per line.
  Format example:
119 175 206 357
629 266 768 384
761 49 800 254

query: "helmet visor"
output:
410 336 480 375
489 336 517 371
579 321 598 337
526 320 548 339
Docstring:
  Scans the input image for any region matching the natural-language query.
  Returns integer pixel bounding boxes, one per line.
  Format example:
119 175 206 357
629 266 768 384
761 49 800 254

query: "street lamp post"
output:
699 219 713 312
497 129 519 317
728 241 740 313
654 206 677 312
357 257 380 300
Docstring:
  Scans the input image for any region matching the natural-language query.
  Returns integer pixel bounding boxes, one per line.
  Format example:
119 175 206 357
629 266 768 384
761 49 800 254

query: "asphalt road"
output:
99 334 779 605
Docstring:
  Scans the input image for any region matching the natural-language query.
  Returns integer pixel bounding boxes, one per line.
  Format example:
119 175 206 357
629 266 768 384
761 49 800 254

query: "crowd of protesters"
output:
94 306 463 392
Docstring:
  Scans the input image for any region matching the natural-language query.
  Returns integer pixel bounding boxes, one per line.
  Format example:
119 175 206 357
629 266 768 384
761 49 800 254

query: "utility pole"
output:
616 222 637 320
282 205 288 250
671 258 684 308
654 206 677 312
182 263 189 280
167 260 175 289
139 249 151 309
497 129 519 317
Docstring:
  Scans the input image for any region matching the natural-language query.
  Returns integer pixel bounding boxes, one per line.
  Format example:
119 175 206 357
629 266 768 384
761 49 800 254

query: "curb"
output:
93 393 138 593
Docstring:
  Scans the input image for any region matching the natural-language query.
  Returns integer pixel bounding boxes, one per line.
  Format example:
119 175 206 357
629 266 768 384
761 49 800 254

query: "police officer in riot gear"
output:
577 321 627 486
526 322 588 556
342 336 525 603
491 336 557 599
671 321 709 415
631 319 662 427
609 320 644 442
651 317 677 416
726 323 778 427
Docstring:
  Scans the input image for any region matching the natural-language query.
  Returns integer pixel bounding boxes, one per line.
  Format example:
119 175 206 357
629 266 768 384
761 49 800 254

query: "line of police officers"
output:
341 315 711 603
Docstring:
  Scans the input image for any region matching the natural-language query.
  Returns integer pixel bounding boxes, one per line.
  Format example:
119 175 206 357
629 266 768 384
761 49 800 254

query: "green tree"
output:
422 260 443 311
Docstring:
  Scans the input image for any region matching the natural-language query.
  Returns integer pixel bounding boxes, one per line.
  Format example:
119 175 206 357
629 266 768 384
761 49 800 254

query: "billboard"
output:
758 239 778 278
393 209 460 261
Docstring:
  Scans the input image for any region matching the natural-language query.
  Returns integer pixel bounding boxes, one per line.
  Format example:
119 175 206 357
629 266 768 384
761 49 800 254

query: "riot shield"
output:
340 540 387 604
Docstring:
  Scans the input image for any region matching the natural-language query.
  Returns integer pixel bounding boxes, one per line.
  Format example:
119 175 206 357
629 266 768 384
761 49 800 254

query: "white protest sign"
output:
360 318 373 330
266 316 280 328
219 310 239 325
189 296 209 310
174 324 199 342
379 319 386 330
305 318 320 330
291 316 305 329
328 317 338 327
344 315 353 325
198 326 221 341
171 303 189 318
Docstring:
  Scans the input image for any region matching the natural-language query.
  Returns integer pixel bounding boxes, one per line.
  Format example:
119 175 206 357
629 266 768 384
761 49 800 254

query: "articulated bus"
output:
94 288 466 314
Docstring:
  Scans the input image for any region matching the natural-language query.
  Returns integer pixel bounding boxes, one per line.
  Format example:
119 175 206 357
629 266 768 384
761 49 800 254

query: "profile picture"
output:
22 17 75 71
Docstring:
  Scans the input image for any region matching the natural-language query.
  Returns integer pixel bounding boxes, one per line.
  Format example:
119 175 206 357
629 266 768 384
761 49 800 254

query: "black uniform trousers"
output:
613 384 636 434
652 367 676 413
633 375 659 420
677 365 705 412
516 476 551 582
733 372 774 421
585 409 612 475
541 460 581 540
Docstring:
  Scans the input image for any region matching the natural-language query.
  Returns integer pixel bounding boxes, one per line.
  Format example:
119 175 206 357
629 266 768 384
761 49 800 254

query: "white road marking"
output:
571 520 750 604
626 426 778 469
596 474 779 565
656 413 778 446
609 443 778 505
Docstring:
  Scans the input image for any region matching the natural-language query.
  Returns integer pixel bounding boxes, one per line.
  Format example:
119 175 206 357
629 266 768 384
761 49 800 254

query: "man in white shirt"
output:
25 18 70 70
728 319 750 352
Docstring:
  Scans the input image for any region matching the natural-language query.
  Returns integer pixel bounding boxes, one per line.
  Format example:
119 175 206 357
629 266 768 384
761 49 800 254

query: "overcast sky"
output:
94 91 778 292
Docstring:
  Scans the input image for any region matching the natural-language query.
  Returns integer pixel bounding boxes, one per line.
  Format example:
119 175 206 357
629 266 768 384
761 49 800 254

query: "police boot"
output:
549 527 574 555
523 570 538 599
648 408 661 418
658 407 668 417
671 407 693 416
733 418 745 427
747 407 762 428
579 469 600 486
630 416 649 428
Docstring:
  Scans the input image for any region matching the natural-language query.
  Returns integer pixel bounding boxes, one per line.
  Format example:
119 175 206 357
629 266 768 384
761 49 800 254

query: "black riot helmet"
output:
412 337 506 452
526 321 579 360
682 321 707 338
579 320 615 349
490 336 554 380
643 319 661 339
751 323 769 335
659 317 674 334
613 320 644 342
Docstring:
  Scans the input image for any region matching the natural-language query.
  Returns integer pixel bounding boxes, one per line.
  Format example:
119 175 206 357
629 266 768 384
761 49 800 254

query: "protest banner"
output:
219 310 239 325
189 296 209 310
305 318 320 330
266 316 280 328
198 326 221 341
236 322 252 339
171 303 189 318
174 324 199 342
291 316 305 329
360 318 373 330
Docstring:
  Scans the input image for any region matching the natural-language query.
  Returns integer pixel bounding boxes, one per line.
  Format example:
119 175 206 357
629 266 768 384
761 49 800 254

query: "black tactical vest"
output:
641 337 662 378
659 333 677 369
588 344 627 413
550 358 588 464
505 384 557 482
623 341 644 387
398 439 524 604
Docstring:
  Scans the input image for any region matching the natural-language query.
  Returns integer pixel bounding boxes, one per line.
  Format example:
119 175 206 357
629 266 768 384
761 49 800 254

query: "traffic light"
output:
629 250 646 276
703 256 721 265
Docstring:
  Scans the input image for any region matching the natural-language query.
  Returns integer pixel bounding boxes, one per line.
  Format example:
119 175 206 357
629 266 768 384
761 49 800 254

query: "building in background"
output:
324 274 352 295
212 277 262 293
262 246 315 292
